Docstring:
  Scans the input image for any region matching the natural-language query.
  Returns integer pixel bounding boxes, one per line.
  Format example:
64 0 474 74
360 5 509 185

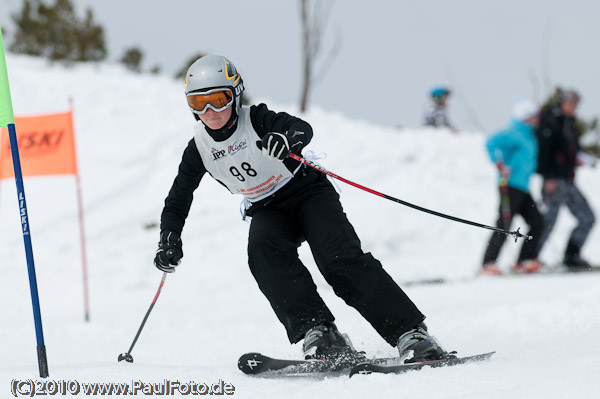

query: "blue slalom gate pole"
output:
1 28 49 378
8 124 49 378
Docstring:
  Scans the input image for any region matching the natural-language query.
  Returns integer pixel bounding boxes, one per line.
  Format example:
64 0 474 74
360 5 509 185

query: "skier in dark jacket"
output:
154 55 455 363
536 90 596 268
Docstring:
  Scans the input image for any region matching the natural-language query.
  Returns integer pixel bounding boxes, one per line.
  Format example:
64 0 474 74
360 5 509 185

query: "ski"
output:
402 277 447 287
349 351 495 377
238 352 394 376
405 265 600 287
543 265 600 274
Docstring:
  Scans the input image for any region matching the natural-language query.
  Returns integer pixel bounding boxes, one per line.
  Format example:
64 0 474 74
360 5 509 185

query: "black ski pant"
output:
246 167 424 346
483 186 544 264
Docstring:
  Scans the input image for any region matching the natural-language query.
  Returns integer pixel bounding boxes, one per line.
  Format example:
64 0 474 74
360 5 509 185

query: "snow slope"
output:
1 55 599 398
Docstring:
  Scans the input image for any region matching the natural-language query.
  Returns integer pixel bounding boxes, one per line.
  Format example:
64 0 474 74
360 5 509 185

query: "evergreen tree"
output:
174 52 207 80
75 9 107 62
9 0 107 63
120 46 144 72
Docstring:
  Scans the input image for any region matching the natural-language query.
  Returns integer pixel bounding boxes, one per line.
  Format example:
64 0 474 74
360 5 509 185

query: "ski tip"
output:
238 352 264 374
238 352 262 361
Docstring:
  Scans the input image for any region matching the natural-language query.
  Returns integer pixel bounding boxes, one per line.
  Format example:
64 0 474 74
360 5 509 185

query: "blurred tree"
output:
9 0 42 56
174 52 207 80
539 87 563 116
9 0 107 63
120 46 144 72
75 9 106 62
298 0 341 113
149 65 161 75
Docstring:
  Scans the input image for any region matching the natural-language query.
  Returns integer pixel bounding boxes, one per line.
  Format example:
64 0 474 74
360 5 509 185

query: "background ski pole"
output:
289 153 531 242
494 153 512 229
1 27 49 378
499 176 512 229
118 271 167 363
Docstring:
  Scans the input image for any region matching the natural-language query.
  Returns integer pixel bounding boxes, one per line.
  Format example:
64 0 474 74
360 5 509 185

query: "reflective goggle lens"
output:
187 89 234 114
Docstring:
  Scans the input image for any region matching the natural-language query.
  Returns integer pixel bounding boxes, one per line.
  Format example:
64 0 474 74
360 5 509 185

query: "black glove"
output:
261 129 305 161
154 231 183 273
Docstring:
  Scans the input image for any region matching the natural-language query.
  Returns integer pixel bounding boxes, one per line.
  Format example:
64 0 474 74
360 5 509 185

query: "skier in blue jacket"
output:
480 99 544 275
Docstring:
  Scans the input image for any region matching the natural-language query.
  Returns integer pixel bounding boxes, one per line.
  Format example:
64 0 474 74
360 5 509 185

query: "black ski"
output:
349 351 495 377
238 352 393 376
544 265 600 274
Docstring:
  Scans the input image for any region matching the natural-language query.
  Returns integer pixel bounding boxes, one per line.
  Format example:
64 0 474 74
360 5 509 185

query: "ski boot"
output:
512 259 542 274
397 322 456 364
564 241 592 269
564 254 592 269
478 262 502 276
302 321 364 361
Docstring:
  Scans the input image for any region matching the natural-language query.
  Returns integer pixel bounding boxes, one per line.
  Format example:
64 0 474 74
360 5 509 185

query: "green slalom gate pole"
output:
0 26 49 378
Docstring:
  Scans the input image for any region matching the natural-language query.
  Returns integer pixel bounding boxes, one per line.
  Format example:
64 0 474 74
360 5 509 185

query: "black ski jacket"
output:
160 104 313 235
535 106 579 181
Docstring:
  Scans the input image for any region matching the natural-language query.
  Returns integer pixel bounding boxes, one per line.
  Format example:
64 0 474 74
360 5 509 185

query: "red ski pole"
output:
118 272 167 363
289 153 530 242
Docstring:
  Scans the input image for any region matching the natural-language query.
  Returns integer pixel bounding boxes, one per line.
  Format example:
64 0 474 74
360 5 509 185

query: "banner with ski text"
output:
0 111 78 179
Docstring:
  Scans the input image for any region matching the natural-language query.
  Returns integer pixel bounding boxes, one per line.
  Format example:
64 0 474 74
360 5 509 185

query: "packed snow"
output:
1 55 599 398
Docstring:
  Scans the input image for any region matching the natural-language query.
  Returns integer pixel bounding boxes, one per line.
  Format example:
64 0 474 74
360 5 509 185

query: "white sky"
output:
2 0 599 131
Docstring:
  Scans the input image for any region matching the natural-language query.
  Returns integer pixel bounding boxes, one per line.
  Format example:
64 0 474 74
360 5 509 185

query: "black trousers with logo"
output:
245 167 424 346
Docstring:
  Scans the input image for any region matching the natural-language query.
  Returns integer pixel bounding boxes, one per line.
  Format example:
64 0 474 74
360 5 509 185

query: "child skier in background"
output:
423 86 457 131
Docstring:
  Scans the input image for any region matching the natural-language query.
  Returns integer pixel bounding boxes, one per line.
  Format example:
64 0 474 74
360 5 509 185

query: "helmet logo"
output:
234 82 244 96
224 59 240 85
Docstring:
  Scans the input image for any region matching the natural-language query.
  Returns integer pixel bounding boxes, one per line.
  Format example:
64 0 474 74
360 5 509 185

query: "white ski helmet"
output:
185 55 244 115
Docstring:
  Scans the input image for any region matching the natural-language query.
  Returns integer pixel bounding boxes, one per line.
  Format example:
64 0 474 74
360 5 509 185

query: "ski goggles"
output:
187 88 234 114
